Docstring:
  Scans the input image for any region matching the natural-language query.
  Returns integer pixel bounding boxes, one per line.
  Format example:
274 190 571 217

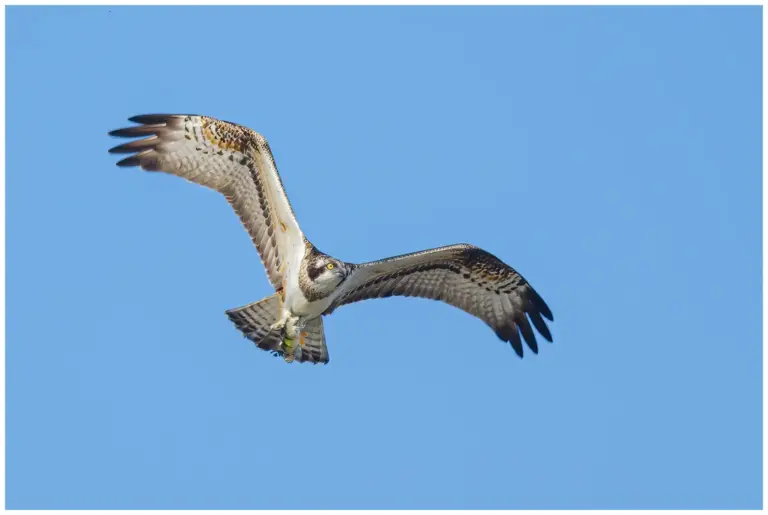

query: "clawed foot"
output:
270 315 306 363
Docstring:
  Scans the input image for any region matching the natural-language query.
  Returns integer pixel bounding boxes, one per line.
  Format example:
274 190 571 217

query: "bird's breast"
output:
283 263 332 318
285 288 332 317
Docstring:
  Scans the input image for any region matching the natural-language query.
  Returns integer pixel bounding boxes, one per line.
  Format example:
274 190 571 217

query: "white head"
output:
305 252 350 296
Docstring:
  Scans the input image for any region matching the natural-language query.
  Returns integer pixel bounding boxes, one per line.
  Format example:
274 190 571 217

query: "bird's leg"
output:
270 311 290 332
270 311 296 362
279 316 303 360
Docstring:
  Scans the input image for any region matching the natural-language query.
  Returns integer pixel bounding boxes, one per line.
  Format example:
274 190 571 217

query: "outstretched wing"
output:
327 244 553 357
108 114 303 290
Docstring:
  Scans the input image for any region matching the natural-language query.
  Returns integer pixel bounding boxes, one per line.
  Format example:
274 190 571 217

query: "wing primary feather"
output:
529 287 553 321
115 153 146 167
517 315 538 354
528 310 552 342
108 124 165 138
109 136 159 154
496 324 524 358
128 114 178 125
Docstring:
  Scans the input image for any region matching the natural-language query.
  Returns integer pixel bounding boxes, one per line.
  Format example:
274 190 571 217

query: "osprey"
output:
109 114 554 364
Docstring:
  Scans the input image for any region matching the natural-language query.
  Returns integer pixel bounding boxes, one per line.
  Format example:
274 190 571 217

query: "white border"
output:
2 0 766 5
762 3 766 513
1 1 763 514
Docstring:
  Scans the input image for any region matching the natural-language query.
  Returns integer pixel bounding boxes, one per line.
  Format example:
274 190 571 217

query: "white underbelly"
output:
284 286 331 317
285 280 331 318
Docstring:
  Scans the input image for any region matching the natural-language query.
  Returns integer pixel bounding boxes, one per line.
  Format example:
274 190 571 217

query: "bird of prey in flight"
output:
109 114 554 364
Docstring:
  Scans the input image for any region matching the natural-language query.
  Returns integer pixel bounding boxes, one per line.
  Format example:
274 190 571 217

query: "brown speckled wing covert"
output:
108 114 303 290
327 244 553 357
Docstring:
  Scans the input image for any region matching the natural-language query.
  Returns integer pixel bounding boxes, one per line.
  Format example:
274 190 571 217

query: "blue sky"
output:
6 6 762 509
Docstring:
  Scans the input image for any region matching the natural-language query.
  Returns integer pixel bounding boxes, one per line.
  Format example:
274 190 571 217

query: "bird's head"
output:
307 254 350 294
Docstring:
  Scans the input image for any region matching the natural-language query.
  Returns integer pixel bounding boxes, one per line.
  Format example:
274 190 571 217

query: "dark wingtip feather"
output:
108 127 138 138
108 124 164 138
517 316 538 354
496 325 524 358
115 155 143 167
108 137 158 154
128 114 175 124
528 310 553 343
529 287 553 321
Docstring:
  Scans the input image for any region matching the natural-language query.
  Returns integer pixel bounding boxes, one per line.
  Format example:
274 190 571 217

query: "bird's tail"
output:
225 293 330 364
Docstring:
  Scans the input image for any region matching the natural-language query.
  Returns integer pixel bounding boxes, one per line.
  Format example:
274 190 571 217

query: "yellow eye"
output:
326 263 335 270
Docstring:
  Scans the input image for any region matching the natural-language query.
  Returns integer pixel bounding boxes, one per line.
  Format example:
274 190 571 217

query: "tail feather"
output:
295 317 330 364
225 294 330 365
226 293 283 355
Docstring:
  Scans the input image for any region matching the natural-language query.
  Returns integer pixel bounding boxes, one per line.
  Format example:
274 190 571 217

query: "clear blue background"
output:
6 6 762 509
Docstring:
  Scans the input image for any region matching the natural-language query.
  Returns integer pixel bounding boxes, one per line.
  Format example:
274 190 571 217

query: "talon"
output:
299 332 308 346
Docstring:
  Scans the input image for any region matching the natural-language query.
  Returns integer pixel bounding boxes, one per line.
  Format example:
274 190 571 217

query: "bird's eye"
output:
326 263 335 270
